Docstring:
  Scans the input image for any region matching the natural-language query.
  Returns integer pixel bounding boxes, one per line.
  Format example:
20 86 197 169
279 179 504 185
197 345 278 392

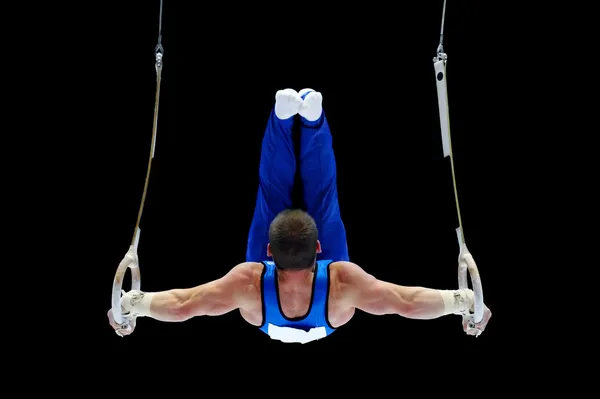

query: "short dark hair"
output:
268 209 318 270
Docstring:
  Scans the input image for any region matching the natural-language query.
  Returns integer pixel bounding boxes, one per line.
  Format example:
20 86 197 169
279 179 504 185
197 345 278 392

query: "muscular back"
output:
237 261 357 329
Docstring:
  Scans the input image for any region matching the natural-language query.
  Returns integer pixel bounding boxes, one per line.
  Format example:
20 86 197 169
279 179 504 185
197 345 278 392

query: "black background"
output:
76 0 529 376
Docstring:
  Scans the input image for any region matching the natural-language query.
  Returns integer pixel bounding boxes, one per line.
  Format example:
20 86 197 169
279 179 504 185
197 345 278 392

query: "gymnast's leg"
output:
245 89 303 262
298 89 349 262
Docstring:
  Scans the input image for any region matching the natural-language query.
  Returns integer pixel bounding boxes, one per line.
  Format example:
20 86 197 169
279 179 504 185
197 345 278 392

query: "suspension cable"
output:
132 0 164 246
437 0 447 58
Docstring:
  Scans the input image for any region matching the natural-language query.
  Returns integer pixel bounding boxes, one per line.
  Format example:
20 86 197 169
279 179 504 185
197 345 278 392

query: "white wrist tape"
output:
121 290 155 318
439 289 474 315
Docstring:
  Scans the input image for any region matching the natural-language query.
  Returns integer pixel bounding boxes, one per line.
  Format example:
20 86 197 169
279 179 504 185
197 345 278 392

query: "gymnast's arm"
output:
335 261 474 319
119 262 257 322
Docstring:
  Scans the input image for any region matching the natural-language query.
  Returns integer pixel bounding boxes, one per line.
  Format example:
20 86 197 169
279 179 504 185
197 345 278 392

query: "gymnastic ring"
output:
456 230 484 325
111 242 141 327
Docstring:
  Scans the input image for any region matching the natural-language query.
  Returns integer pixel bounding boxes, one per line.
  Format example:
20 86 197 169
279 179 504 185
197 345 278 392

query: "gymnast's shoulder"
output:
224 261 371 287
328 261 377 291
224 262 264 280
329 261 370 279
221 262 264 291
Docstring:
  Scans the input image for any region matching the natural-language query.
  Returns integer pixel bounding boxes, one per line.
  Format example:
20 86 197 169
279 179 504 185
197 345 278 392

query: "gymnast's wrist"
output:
439 289 474 315
121 290 155 318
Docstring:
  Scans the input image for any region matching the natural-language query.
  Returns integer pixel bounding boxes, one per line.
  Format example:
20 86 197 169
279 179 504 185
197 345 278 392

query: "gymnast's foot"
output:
298 88 323 122
275 88 303 120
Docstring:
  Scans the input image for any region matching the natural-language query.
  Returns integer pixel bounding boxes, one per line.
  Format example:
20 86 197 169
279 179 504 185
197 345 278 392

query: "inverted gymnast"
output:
108 88 492 343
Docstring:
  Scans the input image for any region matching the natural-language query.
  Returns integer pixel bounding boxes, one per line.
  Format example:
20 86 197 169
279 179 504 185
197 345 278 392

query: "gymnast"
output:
108 88 492 343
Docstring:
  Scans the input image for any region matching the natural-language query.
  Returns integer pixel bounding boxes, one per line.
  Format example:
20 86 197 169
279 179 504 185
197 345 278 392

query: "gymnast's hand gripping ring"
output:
111 229 142 333
456 228 484 326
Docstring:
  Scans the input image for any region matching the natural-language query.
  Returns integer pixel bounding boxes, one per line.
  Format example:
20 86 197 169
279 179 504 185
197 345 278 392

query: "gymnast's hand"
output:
459 254 491 337
463 304 491 337
108 306 137 336
107 248 140 336
108 290 139 336
456 250 492 337
108 286 142 337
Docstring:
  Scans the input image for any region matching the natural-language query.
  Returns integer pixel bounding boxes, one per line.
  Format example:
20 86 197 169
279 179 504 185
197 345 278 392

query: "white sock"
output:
274 89 303 120
299 90 323 121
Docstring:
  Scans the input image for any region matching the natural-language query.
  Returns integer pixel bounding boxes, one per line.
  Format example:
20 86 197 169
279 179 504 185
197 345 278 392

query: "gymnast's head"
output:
267 209 321 270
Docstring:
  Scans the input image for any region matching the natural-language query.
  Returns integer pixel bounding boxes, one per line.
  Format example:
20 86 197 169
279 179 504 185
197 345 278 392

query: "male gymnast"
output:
108 88 492 343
